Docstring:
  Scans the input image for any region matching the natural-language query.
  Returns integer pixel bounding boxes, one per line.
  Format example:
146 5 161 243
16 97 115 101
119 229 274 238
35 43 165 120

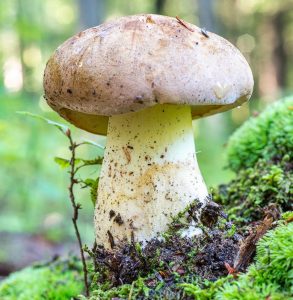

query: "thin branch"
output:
66 129 90 297
92 240 98 272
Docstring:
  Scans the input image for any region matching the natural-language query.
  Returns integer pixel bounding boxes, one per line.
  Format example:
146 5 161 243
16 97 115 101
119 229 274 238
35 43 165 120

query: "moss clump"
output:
213 155 292 225
226 97 293 172
3 218 291 300
0 258 83 300
215 217 293 300
213 98 293 225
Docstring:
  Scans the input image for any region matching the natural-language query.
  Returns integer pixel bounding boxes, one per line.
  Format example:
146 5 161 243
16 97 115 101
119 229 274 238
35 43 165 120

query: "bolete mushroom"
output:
44 14 253 248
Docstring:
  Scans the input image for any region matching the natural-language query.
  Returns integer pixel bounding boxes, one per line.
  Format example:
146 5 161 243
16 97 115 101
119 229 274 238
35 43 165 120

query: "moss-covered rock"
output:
0 258 83 300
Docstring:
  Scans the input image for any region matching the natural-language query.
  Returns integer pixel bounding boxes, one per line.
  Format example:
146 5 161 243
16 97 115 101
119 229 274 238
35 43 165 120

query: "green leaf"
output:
54 157 70 169
80 178 99 206
17 111 69 135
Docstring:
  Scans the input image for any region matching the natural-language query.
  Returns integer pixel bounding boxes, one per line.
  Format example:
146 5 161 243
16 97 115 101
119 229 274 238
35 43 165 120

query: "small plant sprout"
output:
43 14 253 248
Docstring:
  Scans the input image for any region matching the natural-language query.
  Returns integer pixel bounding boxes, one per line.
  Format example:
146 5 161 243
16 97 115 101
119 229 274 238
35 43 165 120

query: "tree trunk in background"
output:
78 0 104 30
272 11 287 89
155 0 165 14
197 0 217 33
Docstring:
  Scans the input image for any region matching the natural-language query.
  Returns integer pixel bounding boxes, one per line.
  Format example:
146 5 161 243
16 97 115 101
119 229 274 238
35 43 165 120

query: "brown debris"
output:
224 262 238 278
233 204 280 272
201 27 209 38
175 16 194 32
200 201 223 227
93 201 283 289
109 210 116 220
94 223 239 286
122 146 131 163
146 15 155 24
107 230 115 249
113 213 124 225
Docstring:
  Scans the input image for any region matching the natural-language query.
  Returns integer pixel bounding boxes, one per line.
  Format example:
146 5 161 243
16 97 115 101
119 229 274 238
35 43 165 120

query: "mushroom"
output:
44 14 253 248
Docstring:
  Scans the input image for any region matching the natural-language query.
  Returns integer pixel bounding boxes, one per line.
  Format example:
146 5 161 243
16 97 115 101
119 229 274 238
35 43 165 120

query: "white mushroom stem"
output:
95 104 208 248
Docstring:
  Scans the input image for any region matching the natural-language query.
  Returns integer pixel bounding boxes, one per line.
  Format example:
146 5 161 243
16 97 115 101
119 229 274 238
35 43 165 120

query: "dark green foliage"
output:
226 97 293 172
0 258 83 300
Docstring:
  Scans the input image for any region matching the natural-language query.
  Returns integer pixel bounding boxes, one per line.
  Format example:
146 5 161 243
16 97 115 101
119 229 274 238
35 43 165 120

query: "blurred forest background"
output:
0 0 292 276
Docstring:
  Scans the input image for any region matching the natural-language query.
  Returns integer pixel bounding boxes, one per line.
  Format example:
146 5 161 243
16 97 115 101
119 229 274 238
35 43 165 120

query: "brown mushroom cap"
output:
44 14 253 135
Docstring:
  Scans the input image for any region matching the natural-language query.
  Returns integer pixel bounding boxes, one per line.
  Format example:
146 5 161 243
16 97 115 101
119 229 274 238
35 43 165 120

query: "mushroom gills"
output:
95 104 208 248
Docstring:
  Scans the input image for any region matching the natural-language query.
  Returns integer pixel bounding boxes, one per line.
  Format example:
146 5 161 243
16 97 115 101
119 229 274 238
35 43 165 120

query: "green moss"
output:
180 276 232 300
213 98 293 225
0 258 83 300
282 211 293 221
180 217 293 300
79 277 151 300
213 155 292 225
255 220 293 291
4 219 291 300
226 97 293 172
215 219 293 300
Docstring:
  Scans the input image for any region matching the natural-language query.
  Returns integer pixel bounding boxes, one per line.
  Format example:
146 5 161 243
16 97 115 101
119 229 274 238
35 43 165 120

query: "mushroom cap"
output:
44 14 254 135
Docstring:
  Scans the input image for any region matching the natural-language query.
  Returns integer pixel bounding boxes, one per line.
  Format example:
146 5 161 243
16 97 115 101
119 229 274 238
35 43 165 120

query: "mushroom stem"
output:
95 104 208 248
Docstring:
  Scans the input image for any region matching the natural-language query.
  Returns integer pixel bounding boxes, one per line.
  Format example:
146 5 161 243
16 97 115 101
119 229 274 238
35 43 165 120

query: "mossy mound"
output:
213 98 293 225
0 258 83 300
226 97 293 172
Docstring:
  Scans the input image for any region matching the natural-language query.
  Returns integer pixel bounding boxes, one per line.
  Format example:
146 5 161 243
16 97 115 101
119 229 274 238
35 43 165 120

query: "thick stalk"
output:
94 104 208 248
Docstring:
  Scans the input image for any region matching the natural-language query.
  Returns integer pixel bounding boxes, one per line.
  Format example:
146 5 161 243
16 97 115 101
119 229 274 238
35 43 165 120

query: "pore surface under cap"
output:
44 14 253 135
